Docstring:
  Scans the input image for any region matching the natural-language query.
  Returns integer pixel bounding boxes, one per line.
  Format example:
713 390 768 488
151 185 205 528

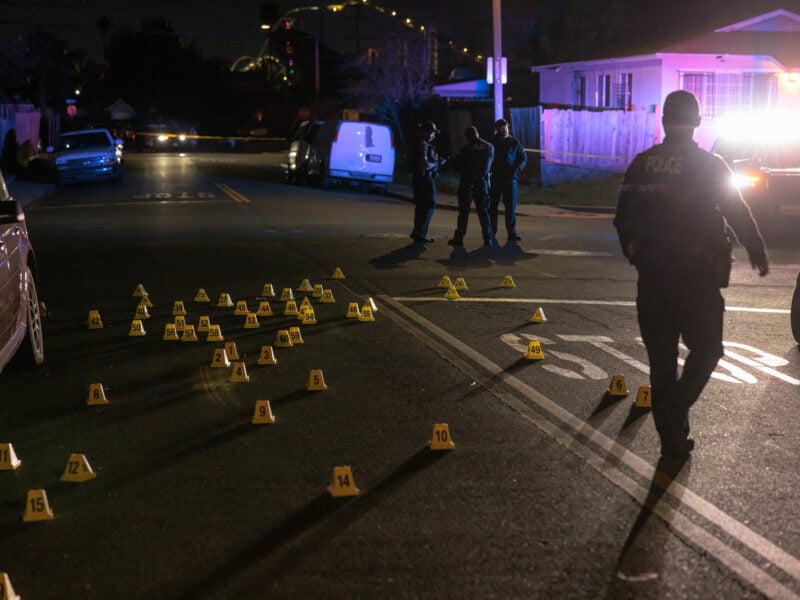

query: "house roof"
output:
663 9 800 68
533 9 800 71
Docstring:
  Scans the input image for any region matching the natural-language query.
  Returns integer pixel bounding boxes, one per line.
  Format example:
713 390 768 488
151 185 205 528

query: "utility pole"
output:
492 0 503 122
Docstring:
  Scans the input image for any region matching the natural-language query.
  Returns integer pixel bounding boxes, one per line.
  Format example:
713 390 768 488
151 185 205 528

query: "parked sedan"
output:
50 128 123 187
0 168 44 372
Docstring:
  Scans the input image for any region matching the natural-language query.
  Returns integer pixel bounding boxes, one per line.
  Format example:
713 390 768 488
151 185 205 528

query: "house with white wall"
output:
532 8 800 153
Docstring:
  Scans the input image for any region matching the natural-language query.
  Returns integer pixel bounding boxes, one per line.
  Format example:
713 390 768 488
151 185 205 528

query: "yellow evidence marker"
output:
524 340 545 360
444 285 460 299
256 300 273 316
216 293 234 308
87 383 109 406
530 307 547 323
87 309 103 329
234 300 249 316
307 369 327 391
0 572 21 600
197 315 211 333
194 288 211 302
244 313 260 329
210 348 231 368
608 374 629 396
0 443 22 470
172 300 187 316
454 277 468 291
230 361 250 382
635 385 652 408
438 275 453 288
346 302 360 318
251 400 276 424
60 453 97 482
23 489 54 522
258 345 277 365
327 466 359 497
132 283 147 297
297 278 313 292
206 324 224 342
261 283 275 297
320 289 335 303
274 329 293 348
332 267 345 279
429 423 456 450
129 319 146 337
174 315 187 332
288 326 304 345
181 325 199 342
501 275 516 288
359 304 375 322
224 341 240 361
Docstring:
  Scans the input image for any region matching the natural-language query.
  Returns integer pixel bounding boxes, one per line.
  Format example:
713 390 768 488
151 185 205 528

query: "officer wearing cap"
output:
614 90 769 459
447 126 494 247
490 118 528 242
410 120 447 243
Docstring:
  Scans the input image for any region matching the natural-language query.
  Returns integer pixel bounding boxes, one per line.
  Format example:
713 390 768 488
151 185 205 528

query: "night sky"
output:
3 0 800 66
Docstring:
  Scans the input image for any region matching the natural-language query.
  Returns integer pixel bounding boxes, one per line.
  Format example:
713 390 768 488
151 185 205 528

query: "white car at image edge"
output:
0 168 44 372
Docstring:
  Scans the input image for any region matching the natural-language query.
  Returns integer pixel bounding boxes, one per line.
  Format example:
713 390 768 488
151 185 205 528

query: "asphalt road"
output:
2 153 800 599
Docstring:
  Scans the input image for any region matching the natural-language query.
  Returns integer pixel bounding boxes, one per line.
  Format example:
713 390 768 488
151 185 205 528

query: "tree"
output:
338 36 435 150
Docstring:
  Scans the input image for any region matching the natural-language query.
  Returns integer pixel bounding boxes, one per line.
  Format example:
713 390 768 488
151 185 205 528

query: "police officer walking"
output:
410 121 447 244
447 126 495 247
614 90 769 459
490 118 528 242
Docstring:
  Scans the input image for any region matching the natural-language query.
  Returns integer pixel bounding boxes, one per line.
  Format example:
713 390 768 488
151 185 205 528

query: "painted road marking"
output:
215 182 251 203
394 296 790 315
380 293 800 598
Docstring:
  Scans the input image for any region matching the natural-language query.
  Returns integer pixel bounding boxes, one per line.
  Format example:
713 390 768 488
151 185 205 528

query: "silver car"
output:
50 128 123 187
0 168 44 372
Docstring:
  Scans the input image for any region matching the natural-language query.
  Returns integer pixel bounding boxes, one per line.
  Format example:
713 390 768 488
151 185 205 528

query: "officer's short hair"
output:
663 90 702 128
465 126 479 140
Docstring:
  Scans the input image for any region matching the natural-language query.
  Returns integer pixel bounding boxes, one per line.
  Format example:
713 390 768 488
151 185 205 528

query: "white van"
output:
287 120 395 192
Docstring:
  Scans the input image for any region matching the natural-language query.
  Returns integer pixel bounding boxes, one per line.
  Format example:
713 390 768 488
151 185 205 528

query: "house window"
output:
679 72 715 117
597 74 612 108
572 71 586 108
680 71 778 117
615 72 633 110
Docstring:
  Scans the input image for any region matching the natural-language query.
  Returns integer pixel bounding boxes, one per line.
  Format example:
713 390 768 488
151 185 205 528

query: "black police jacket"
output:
614 136 765 285
491 135 527 181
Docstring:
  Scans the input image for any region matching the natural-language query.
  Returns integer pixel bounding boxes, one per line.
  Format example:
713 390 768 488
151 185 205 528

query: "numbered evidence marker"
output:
444 285 460 300
128 319 146 337
297 278 313 293
258 345 277 365
217 293 234 308
0 443 22 470
230 361 250 382
312 283 324 298
87 309 103 329
181 325 199 342
224 341 240 361
210 347 231 368
244 313 260 329
300 307 317 325
234 300 250 316
206 324 224 342
524 340 544 361
635 385 652 408
197 315 211 333
274 329 293 348
530 307 547 323
174 315 187 332
358 304 375 322
454 277 468 291
346 302 360 318
307 369 327 391
0 572 22 600
60 453 96 483
608 374 629 397
320 289 335 303
261 283 275 297
87 383 109 406
133 304 150 320
139 294 153 308
332 266 345 279
283 299 299 316
194 288 211 302
327 466 359 497
172 300 187 316
132 283 147 297
279 287 294 302
163 323 180 341
288 327 304 345
251 400 276 424
438 275 453 288
23 488 54 522
256 300 273 316
429 423 456 450
501 275 516 288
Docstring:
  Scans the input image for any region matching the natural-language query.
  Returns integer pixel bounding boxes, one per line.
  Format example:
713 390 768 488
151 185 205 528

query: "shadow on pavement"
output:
369 242 427 269
605 456 692 599
177 447 447 599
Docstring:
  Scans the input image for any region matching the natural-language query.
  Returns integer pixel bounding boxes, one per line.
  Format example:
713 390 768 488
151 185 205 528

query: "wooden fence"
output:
510 106 660 175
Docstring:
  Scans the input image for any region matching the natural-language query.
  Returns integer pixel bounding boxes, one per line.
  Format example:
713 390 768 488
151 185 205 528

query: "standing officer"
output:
410 121 446 244
447 126 495 247
614 90 769 459
490 118 528 242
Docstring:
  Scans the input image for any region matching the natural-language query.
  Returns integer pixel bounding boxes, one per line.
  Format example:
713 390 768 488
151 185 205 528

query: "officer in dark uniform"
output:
410 121 447 244
490 118 528 242
614 90 769 458
448 126 495 247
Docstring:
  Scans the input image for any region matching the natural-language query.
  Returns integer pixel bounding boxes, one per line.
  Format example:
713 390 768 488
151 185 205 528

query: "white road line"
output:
394 296 791 314
380 293 800 598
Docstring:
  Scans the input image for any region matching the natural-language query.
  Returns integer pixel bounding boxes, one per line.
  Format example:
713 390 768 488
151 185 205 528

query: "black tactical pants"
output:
453 177 493 244
636 280 725 452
